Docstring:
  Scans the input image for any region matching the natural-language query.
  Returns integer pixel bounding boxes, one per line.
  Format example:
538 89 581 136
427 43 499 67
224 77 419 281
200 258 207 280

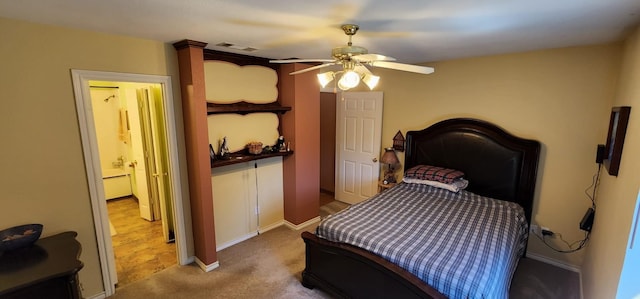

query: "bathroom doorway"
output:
89 82 175 286
72 70 189 296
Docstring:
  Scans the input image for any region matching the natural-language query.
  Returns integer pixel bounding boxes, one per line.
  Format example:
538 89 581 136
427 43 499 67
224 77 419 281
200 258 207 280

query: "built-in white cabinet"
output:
211 156 284 251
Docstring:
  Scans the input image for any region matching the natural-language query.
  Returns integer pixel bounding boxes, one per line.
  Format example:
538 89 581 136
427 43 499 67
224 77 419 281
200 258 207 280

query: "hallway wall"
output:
320 92 337 193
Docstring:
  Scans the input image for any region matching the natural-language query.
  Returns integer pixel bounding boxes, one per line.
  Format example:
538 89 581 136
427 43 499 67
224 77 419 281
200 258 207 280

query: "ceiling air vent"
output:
215 42 258 52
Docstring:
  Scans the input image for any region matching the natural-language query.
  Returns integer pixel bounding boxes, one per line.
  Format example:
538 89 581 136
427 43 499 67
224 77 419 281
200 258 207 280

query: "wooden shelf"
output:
212 151 293 168
207 101 291 115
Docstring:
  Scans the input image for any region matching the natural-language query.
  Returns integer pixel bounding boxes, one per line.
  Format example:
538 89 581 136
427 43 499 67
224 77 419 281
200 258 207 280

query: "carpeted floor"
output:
108 200 580 299
319 200 350 219
108 223 328 299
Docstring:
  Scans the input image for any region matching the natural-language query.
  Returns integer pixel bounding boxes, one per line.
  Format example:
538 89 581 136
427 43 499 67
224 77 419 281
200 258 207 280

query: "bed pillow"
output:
403 177 469 193
404 165 465 184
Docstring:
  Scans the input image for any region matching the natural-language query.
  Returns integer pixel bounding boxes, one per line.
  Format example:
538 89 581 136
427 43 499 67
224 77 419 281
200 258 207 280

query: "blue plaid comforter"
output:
316 183 528 299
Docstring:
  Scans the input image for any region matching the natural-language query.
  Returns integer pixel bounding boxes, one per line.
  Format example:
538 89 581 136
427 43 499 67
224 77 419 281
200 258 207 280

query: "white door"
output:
128 91 153 221
148 86 174 242
335 91 383 204
211 162 257 250
256 157 284 232
134 88 159 221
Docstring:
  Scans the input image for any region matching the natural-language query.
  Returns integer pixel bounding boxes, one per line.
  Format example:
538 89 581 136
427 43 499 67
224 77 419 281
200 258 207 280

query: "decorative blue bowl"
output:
0 224 43 252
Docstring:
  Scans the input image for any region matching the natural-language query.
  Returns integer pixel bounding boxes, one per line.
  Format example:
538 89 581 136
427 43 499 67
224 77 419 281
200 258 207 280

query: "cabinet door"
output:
256 157 284 232
211 162 256 250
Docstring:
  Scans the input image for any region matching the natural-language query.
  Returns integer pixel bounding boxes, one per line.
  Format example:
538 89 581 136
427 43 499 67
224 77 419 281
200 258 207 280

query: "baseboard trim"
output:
195 257 220 272
216 232 259 252
320 189 335 196
259 221 284 234
526 251 581 273
85 291 107 299
284 216 321 230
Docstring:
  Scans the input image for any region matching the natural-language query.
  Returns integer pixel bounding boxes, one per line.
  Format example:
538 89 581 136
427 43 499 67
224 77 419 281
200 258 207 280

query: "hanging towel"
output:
118 109 130 143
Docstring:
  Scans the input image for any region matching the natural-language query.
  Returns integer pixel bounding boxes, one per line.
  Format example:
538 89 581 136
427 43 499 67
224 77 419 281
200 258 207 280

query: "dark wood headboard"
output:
405 118 541 223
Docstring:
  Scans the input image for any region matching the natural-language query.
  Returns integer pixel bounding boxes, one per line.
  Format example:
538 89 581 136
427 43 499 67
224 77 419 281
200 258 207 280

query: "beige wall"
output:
582 25 640 299
0 17 189 297
378 43 621 267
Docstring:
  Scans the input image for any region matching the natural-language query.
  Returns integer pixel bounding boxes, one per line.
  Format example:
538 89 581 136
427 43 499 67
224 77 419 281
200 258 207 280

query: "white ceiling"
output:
1 0 640 64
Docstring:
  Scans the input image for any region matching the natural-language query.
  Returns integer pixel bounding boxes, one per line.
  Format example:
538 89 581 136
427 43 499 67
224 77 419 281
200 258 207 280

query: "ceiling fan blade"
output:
270 59 336 63
289 63 337 75
352 54 396 62
370 61 435 74
354 64 373 75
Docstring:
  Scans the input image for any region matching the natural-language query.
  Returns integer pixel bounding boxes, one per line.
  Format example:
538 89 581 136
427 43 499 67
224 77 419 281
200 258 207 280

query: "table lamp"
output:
380 147 400 184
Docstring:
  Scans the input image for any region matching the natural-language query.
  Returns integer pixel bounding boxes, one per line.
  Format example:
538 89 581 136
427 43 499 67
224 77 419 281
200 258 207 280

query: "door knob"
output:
372 158 378 162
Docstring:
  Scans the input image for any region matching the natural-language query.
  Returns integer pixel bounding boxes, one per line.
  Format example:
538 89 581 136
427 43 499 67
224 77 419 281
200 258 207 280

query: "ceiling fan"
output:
269 24 434 91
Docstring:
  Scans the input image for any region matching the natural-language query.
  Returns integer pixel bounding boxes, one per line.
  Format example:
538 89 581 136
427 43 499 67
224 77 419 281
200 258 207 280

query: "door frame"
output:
71 69 190 296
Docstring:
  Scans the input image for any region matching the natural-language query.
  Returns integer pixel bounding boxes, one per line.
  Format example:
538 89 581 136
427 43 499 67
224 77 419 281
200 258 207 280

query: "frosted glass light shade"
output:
337 79 351 90
362 73 380 90
317 72 335 88
338 70 361 90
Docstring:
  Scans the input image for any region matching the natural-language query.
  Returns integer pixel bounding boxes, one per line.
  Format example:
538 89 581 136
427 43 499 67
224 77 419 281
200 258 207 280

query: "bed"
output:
301 118 540 299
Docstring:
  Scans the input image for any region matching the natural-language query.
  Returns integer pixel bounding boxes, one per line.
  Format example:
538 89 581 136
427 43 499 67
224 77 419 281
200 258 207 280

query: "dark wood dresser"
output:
0 231 83 299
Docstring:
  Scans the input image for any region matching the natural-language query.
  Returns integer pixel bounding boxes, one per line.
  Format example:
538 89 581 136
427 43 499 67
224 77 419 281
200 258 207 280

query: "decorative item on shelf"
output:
393 131 405 152
0 224 43 252
275 136 287 152
209 144 216 166
380 147 400 184
247 142 263 155
219 136 230 160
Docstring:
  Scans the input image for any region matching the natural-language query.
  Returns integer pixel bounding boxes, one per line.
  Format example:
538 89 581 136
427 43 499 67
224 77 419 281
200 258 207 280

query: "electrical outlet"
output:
530 224 542 238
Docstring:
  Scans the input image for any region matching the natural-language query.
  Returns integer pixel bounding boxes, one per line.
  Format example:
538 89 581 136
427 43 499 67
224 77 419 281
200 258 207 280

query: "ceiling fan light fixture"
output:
317 71 335 88
338 70 360 90
362 73 380 90
270 24 434 90
337 80 351 91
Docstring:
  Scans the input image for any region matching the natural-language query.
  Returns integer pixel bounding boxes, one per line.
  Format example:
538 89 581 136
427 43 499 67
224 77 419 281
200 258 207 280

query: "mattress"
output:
316 183 528 299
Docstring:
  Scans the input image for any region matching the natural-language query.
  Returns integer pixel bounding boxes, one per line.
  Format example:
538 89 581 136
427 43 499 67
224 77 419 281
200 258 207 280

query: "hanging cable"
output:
255 162 260 234
538 163 601 253
537 231 591 253
584 163 602 209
